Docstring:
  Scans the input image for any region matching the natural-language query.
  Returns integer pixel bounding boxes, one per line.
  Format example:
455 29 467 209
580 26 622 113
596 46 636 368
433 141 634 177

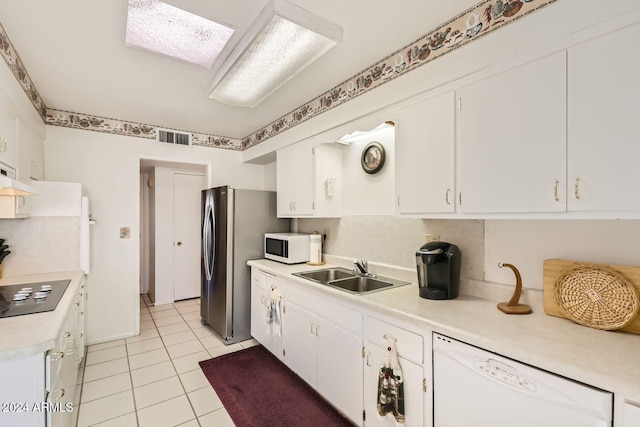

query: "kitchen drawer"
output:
366 316 423 365
251 268 267 289
286 283 362 335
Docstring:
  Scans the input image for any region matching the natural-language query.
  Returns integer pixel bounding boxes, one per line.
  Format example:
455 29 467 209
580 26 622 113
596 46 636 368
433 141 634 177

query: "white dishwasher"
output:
433 333 613 427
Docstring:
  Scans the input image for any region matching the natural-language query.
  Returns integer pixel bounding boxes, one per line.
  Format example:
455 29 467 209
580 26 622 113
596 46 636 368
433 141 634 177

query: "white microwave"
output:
264 233 310 264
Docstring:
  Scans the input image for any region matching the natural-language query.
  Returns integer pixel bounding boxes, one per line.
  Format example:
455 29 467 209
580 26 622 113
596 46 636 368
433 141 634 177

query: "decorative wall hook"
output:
497 262 532 315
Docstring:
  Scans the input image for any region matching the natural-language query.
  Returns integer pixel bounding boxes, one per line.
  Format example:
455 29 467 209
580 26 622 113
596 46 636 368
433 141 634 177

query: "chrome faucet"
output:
353 259 375 277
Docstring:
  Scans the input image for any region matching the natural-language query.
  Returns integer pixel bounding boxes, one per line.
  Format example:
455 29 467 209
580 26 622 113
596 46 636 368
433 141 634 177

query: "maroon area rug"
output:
199 345 356 427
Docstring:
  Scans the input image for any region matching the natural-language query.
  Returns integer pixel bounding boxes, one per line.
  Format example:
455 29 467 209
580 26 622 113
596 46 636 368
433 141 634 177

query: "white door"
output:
173 172 206 300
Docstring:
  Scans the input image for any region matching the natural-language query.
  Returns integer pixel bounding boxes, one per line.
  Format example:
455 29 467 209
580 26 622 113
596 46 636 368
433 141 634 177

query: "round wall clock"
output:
361 141 386 174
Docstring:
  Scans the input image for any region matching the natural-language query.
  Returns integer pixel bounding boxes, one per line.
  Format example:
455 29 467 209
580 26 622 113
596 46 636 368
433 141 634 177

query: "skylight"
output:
125 0 235 68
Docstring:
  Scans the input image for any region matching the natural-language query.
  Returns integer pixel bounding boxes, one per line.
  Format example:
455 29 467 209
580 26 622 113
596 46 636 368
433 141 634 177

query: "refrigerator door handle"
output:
209 199 216 280
203 203 213 281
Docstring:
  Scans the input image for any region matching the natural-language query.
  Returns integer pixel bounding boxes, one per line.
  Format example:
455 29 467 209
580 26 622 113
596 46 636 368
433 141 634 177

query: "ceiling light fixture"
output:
207 0 342 108
125 0 235 68
336 121 395 145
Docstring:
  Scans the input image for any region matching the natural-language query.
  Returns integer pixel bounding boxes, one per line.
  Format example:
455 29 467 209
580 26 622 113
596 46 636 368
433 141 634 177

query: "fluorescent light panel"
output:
126 0 235 68
208 0 342 108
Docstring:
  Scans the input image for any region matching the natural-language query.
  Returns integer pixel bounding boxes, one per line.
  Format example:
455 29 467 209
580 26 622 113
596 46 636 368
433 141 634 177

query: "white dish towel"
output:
266 286 282 337
377 334 405 425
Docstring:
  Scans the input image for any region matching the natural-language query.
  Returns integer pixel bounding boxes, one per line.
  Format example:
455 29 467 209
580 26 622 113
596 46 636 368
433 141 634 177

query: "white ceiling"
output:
0 0 478 139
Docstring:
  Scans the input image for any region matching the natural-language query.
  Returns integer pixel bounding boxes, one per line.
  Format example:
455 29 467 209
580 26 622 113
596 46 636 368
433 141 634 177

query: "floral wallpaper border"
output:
44 108 243 150
0 0 557 152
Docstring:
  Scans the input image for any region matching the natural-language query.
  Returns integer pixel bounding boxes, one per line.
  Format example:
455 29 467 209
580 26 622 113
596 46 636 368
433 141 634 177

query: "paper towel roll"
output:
309 232 322 264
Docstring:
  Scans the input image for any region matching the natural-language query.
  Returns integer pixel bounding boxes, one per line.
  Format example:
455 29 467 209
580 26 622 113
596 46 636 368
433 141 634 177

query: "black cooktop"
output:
0 279 71 318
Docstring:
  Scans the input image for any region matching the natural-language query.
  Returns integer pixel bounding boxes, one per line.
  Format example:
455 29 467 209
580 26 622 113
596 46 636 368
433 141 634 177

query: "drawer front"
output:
287 284 362 335
251 268 267 290
366 316 423 365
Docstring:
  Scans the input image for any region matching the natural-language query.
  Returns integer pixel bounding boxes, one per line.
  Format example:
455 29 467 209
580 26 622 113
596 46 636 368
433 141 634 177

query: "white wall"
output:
153 167 174 305
297 217 484 282
298 216 640 295
484 220 640 290
341 125 395 216
44 126 267 344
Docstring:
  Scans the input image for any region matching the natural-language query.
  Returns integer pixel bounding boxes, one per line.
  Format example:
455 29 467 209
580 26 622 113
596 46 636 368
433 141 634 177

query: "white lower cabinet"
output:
282 286 363 424
0 278 84 427
622 401 640 426
363 316 429 427
47 281 85 427
249 268 285 360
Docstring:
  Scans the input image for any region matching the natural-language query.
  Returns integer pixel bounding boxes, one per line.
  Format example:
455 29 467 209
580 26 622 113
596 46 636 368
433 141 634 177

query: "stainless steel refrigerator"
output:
201 186 289 345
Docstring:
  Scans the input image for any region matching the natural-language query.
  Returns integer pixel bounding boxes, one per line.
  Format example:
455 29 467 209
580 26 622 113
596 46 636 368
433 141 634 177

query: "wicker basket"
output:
554 264 640 330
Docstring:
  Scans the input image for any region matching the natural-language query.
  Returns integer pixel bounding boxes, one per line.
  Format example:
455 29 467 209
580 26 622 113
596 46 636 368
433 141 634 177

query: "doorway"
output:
139 159 208 306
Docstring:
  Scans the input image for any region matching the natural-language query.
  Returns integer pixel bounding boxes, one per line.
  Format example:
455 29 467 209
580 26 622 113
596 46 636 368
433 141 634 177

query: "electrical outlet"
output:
424 233 440 243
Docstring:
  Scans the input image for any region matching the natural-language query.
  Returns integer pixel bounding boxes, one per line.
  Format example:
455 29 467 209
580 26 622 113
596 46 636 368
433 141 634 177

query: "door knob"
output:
177 242 183 246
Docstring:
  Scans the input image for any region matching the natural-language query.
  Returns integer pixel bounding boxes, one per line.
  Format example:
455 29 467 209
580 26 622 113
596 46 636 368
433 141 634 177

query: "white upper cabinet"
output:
457 51 567 213
276 141 342 218
567 23 640 212
0 89 19 171
277 141 314 216
17 117 45 182
396 91 455 214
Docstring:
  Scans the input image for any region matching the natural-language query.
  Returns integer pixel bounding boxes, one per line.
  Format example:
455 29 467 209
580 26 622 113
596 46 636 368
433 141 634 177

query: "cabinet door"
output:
458 52 567 213
17 117 44 182
250 274 283 359
282 301 317 386
0 89 18 170
397 91 455 213
363 342 424 427
316 317 363 424
568 23 640 211
623 402 640 426
276 143 314 216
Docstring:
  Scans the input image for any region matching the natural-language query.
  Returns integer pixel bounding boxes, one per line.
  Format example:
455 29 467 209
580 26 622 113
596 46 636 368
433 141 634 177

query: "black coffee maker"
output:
416 241 461 300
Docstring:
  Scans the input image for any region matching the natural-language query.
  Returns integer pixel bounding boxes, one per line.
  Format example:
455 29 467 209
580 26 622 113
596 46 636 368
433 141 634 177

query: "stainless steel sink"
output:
293 267 411 295
294 267 356 283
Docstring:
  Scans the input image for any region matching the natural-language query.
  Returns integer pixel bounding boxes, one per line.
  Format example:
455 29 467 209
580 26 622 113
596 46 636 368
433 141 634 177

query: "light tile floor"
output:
76 295 254 426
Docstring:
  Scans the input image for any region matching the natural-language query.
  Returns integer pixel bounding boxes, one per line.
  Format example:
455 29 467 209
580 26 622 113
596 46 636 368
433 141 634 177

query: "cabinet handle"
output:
553 180 559 202
51 351 64 361
61 332 71 339
445 189 452 205
423 378 427 392
458 192 462 206
293 201 296 211
574 177 581 200
315 324 320 337
366 352 371 367
65 338 76 355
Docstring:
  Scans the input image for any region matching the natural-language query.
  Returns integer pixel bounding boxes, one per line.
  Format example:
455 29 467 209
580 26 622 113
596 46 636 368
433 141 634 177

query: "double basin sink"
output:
293 267 411 295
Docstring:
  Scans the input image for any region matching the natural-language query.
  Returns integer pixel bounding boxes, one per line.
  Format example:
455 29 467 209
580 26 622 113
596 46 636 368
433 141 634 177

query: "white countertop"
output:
0 270 85 362
248 259 640 402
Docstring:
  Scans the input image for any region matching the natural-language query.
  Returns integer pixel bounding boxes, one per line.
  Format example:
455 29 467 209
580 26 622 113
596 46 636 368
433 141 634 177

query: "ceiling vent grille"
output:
156 129 191 146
